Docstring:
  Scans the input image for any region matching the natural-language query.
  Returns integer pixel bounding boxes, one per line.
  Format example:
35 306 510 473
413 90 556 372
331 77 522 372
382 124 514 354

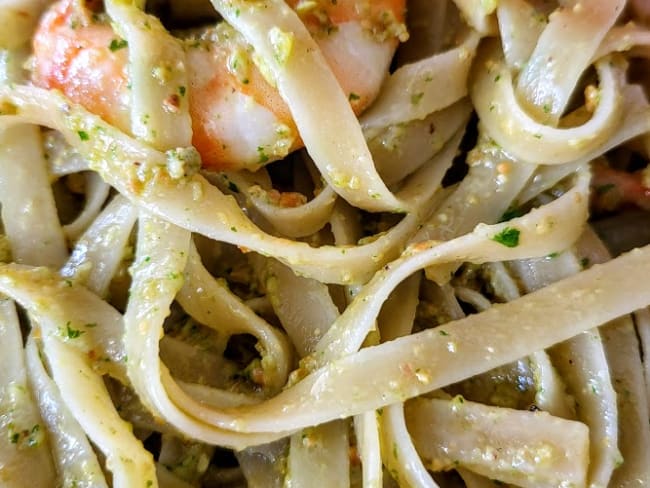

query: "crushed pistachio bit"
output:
360 6 408 43
268 27 295 66
165 146 201 179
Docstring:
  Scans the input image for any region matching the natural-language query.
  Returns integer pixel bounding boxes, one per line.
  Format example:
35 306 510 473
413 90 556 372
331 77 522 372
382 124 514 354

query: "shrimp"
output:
32 0 407 171
591 160 650 213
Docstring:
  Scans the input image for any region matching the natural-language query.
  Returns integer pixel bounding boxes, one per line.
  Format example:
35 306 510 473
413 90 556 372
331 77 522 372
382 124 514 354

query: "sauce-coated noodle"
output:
1 0 649 487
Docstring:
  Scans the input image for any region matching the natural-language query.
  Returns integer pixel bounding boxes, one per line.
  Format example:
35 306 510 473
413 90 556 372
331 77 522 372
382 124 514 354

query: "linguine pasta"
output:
1 0 650 487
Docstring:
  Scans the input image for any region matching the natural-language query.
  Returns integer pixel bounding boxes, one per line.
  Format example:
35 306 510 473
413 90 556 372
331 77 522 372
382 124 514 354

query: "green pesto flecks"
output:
492 227 520 248
109 38 128 52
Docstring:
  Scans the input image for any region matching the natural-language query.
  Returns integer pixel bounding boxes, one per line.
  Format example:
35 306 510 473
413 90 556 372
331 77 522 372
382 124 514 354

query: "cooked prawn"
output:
591 160 650 213
32 0 407 171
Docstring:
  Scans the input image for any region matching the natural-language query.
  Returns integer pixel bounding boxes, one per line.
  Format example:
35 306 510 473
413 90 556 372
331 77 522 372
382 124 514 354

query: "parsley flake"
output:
499 206 523 223
64 322 85 339
492 227 520 248
257 146 269 164
109 39 128 52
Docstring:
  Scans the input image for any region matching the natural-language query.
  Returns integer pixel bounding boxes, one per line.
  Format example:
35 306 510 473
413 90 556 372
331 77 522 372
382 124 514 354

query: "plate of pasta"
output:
1 0 650 486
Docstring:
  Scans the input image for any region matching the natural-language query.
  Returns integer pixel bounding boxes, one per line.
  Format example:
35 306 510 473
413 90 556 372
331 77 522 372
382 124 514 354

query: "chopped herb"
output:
492 227 520 248
178 86 186 97
84 322 98 328
348 92 360 101
227 181 239 193
167 272 180 280
494 74 501 82
499 206 523 222
144 256 151 262
77 130 89 141
543 103 551 114
26 425 41 447
230 226 238 232
580 257 590 268
64 322 85 339
533 133 542 139
439 329 449 336
257 146 269 164
546 252 559 259
109 38 128 52
410 92 424 105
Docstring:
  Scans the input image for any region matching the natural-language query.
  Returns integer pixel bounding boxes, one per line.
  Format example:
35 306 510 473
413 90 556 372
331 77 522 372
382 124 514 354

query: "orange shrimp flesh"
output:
31 0 407 171
33 0 131 131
